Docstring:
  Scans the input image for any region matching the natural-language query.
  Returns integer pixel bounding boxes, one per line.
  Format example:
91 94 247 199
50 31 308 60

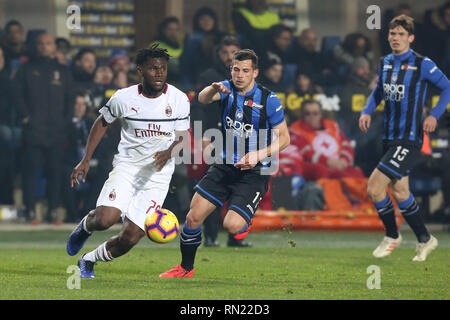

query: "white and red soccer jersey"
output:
99 83 190 178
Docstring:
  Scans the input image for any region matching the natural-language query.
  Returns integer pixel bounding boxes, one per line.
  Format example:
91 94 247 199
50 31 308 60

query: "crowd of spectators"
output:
0 0 449 225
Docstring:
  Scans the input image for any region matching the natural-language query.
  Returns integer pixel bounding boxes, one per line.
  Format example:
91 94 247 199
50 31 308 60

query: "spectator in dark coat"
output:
11 33 73 223
0 20 27 77
71 48 97 105
290 28 332 87
333 33 374 83
62 94 93 222
262 24 293 66
0 46 18 204
195 36 241 131
337 57 383 176
258 58 285 92
180 6 227 89
423 1 450 76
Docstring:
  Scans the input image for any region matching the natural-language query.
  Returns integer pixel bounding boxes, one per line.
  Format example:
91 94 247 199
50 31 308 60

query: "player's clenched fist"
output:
70 159 90 188
212 82 231 94
359 114 371 134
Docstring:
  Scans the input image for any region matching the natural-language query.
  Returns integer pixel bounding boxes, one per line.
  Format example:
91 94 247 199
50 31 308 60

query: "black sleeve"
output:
64 66 75 124
10 64 28 120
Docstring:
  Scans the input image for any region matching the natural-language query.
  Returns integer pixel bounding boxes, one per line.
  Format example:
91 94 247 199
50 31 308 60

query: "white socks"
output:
83 242 114 263
82 215 92 234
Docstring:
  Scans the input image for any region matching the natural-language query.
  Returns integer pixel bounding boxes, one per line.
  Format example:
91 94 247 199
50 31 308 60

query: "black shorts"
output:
194 164 270 224
377 141 421 180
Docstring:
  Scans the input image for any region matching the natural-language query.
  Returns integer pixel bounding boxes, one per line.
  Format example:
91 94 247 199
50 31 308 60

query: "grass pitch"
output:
0 227 449 300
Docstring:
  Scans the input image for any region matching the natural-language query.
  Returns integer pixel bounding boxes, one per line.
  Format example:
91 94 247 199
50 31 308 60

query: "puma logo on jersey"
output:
131 107 138 113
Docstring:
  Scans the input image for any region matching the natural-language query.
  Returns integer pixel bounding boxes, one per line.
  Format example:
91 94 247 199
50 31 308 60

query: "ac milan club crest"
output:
109 189 116 201
165 105 172 117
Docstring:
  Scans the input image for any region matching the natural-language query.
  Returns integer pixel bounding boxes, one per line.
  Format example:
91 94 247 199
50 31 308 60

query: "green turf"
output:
0 229 449 299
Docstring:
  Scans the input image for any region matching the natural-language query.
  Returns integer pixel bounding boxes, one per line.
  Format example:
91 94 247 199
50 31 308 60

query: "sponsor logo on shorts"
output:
389 160 400 168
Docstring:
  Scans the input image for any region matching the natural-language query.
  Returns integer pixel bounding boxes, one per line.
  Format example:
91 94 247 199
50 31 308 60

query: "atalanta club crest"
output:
391 72 398 83
109 189 116 201
165 105 172 117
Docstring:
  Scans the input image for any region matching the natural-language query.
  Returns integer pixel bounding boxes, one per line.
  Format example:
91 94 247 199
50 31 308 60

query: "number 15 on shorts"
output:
392 146 409 161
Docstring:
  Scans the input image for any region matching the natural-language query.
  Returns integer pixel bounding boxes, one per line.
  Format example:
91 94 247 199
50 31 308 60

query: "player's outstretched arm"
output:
70 115 110 187
198 82 231 104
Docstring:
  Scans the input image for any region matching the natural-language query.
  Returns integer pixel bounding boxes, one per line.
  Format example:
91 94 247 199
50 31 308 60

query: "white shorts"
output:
96 164 171 231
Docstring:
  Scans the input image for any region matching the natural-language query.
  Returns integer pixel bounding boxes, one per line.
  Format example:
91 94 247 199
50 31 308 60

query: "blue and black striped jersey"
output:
362 49 450 146
218 80 285 168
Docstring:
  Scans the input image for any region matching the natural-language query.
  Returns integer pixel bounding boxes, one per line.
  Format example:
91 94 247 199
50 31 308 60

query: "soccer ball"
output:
144 208 179 243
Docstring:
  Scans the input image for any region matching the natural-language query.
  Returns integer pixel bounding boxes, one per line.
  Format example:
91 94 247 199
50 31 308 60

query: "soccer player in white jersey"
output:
66 46 190 278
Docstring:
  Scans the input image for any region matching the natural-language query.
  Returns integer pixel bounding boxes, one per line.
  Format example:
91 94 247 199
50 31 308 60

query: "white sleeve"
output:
174 94 190 131
98 93 124 123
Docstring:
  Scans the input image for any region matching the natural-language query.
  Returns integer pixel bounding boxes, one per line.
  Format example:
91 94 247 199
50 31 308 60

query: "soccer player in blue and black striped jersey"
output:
359 15 450 261
160 49 290 277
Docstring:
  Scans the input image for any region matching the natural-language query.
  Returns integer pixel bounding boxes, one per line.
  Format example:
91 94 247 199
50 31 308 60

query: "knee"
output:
366 179 383 201
92 207 118 230
223 217 246 235
391 189 410 203
185 209 204 229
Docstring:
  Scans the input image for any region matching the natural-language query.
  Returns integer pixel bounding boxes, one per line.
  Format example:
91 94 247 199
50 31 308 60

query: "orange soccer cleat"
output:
233 222 253 240
159 265 194 278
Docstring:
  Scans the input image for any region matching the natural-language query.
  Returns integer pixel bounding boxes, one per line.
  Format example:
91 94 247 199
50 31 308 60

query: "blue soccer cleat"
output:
78 254 95 278
67 217 92 256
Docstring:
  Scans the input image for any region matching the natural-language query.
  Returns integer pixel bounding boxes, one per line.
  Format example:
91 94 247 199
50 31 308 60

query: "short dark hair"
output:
269 24 292 40
4 20 23 32
73 48 96 63
218 35 240 50
56 37 71 50
300 99 322 119
158 16 180 36
389 14 415 35
135 44 170 67
232 49 258 69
